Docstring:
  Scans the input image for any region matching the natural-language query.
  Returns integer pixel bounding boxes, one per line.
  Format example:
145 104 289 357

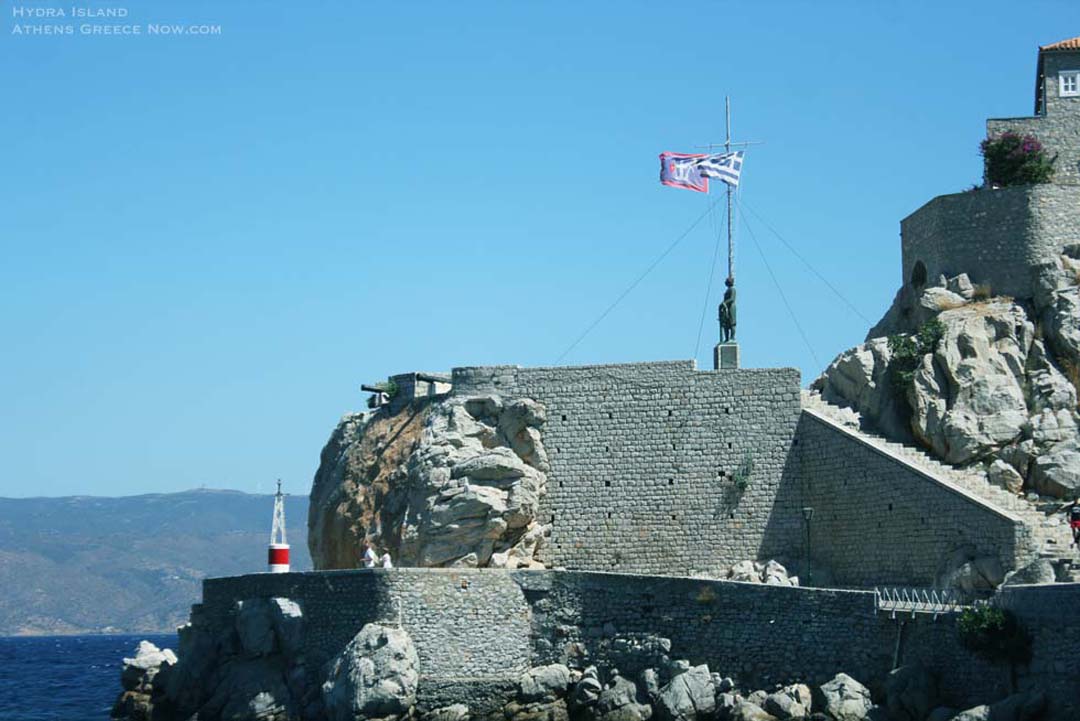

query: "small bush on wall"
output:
980 132 1056 187
957 604 1032 666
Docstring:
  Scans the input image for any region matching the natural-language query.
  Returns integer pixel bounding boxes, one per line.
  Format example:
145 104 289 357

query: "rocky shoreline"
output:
112 607 1047 721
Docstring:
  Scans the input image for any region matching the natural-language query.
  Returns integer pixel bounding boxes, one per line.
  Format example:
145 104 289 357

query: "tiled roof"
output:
1040 36 1080 51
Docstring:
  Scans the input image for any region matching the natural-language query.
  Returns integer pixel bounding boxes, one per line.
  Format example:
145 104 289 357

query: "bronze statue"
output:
719 277 736 342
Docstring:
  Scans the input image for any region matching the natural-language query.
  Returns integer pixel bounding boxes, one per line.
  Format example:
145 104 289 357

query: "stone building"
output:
901 37 1080 300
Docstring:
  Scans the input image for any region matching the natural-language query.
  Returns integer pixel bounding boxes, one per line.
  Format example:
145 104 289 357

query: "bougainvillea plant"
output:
980 132 1056 187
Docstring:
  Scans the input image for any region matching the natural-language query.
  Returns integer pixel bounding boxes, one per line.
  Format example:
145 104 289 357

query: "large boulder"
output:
568 667 604 716
1031 441 1080 498
119 640 177 692
654 665 716 721
308 394 552 570
911 301 1032 464
729 700 777 721
811 336 909 439
518 664 572 704
237 598 277 657
201 657 292 721
815 673 873 721
884 665 939 721
322 623 420 721
936 547 1005 593
594 674 653 721
1001 558 1057 586
763 683 812 719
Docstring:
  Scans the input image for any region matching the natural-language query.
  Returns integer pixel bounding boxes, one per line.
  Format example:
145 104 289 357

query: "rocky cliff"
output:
308 393 551 570
813 243 1080 501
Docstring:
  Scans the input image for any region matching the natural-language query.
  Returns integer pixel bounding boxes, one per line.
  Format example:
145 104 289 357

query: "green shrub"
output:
957 605 1032 666
980 132 1056 187
732 453 754 492
888 318 945 400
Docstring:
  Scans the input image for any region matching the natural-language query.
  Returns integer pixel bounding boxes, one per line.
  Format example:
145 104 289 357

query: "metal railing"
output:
874 587 973 620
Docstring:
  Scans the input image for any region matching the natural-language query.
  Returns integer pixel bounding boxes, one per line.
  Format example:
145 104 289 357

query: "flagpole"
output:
725 96 734 283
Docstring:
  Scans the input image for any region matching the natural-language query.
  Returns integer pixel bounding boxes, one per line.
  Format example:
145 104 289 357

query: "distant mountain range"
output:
0 489 311 636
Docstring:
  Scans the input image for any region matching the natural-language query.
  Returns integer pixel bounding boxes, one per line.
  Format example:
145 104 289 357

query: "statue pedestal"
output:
714 342 739 370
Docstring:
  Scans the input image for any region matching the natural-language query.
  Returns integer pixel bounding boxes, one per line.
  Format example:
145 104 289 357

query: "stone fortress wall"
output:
900 43 1080 301
199 569 1080 719
797 410 1034 587
899 184 1080 301
434 360 1033 586
450 361 803 578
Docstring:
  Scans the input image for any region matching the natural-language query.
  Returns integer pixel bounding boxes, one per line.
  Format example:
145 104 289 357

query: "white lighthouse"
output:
268 479 290 573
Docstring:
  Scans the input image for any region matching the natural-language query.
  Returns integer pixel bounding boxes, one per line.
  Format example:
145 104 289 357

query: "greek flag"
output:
696 151 744 187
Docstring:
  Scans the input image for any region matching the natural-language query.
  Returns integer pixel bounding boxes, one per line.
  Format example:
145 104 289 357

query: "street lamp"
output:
801 507 814 587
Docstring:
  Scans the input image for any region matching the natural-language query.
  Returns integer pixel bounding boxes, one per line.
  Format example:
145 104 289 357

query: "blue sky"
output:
2 1 1077 497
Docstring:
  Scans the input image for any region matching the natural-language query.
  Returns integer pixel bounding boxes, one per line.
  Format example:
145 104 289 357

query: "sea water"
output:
0 634 176 721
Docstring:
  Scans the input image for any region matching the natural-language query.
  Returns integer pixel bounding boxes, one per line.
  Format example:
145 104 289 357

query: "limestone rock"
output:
655 665 716 721
519 664 572 703
309 392 551 570
728 560 761 583
763 683 812 719
948 273 976 300
987 459 1024 494
236 598 277 657
951 705 990 721
569 667 604 715
1031 441 1080 498
200 656 291 721
884 664 939 721
912 301 1032 464
936 547 1005 593
811 337 909 439
595 674 653 721
729 700 778 721
1001 558 1057 586
120 640 177 692
815 673 873 721
422 704 471 721
322 622 420 721
269 597 304 659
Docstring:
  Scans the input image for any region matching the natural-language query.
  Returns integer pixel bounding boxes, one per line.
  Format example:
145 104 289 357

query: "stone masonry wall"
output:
899 184 1080 300
998 583 1080 720
796 410 1033 587
988 50 1080 185
450 361 804 578
198 569 1080 718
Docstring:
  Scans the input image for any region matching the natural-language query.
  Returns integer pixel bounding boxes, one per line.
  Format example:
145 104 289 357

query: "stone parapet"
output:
900 184 1080 300
198 568 1080 718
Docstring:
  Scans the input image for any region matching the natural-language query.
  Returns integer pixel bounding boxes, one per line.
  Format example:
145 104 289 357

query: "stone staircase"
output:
801 391 1077 570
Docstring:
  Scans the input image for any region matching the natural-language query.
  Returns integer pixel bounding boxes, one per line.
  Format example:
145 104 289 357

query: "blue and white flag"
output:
696 151 744 187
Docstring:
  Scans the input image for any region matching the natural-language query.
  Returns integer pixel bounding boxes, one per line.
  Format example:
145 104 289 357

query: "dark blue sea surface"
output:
0 634 177 721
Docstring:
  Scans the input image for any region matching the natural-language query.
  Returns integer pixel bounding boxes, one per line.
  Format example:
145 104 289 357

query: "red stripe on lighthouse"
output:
268 546 290 565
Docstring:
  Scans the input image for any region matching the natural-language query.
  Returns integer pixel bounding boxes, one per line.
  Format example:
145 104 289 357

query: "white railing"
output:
874 587 973 619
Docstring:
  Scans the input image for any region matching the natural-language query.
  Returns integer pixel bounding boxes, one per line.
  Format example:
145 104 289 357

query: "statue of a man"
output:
719 277 737 342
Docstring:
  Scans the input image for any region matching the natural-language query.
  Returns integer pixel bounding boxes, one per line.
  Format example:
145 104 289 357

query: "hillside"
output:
0 489 311 636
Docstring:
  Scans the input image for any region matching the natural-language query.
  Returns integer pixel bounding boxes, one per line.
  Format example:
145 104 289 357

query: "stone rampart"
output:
900 184 1080 301
450 361 804 577
796 410 1034 586
199 569 1080 717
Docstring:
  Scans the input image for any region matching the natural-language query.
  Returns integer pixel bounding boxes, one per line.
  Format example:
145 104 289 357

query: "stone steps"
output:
801 391 1075 560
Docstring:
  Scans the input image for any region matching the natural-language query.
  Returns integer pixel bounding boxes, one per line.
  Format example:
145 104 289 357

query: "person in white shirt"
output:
361 543 377 569
380 552 393 569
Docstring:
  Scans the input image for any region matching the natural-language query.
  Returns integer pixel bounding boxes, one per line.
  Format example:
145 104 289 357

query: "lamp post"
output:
801 507 814 587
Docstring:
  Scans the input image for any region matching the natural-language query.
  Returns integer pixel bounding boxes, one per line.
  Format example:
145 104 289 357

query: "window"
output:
1061 70 1080 98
